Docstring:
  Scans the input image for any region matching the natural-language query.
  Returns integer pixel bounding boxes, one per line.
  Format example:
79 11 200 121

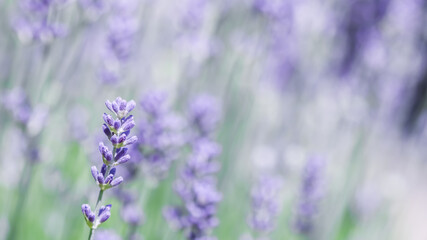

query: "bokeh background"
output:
1 0 427 239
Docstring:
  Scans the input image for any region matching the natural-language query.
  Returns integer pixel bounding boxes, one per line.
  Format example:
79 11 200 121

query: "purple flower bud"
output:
97 173 105 184
105 100 114 112
101 164 107 176
113 119 121 130
109 168 116 176
124 136 138 146
118 133 126 144
111 135 119 145
99 205 107 216
91 166 99 181
115 148 128 161
99 211 111 223
103 113 114 126
119 99 126 111
105 151 113 162
88 212 96 222
116 154 130 165
105 174 114 184
121 119 135 131
102 124 112 138
82 204 91 217
99 142 106 154
126 100 136 112
112 101 119 113
110 176 123 187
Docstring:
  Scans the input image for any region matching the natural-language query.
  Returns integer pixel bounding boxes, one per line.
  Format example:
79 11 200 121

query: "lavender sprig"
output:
293 156 325 238
134 91 185 180
12 0 67 44
2 89 48 240
82 97 137 240
99 0 139 84
246 175 282 239
164 94 222 240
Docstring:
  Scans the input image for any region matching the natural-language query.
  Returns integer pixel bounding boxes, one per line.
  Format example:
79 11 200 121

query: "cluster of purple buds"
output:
81 97 137 231
82 204 112 229
164 94 222 240
188 94 220 138
12 0 67 44
99 0 139 84
91 163 123 190
294 156 325 236
1 88 48 138
78 0 110 21
338 0 391 75
134 91 185 180
247 176 282 234
1 88 32 125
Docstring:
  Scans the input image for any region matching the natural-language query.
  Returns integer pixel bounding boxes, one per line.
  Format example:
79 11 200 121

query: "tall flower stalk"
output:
117 91 184 239
81 97 137 240
293 156 325 239
245 175 282 240
1 88 48 240
164 94 222 240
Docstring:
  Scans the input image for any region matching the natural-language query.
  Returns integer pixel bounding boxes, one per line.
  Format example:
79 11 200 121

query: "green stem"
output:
87 147 116 240
6 161 35 240
88 229 94 240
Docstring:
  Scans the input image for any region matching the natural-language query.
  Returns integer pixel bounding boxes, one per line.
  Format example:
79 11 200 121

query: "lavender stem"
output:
88 229 94 240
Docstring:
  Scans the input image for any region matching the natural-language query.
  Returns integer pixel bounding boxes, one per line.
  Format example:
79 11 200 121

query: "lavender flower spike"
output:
247 175 282 237
82 97 137 240
164 94 222 240
294 156 325 236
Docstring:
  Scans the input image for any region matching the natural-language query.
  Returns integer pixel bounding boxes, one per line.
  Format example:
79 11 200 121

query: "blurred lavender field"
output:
1 0 427 239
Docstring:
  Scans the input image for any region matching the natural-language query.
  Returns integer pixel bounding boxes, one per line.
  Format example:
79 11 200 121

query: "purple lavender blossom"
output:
164 94 222 240
188 94 220 138
338 0 391 76
94 229 122 240
12 0 67 44
99 0 139 84
120 204 145 226
247 176 282 234
1 88 48 157
78 0 110 21
82 97 137 238
1 88 33 125
133 91 185 180
294 156 325 236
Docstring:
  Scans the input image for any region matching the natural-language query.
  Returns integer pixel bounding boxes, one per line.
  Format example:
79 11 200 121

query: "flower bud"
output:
91 166 99 182
110 176 123 187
